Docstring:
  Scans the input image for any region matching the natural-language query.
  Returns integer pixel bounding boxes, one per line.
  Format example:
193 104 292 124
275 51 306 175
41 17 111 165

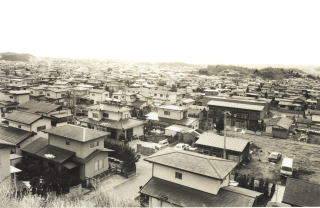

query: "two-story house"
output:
140 151 262 207
79 103 145 141
89 89 110 104
148 105 199 130
21 124 112 183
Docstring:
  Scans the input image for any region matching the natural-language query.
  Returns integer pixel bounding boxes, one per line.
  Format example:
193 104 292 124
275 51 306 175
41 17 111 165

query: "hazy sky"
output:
1 0 320 65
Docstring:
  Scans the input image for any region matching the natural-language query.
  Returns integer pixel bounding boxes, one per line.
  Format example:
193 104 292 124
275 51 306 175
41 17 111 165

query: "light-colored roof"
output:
145 150 237 179
44 124 109 142
8 90 30 95
158 105 188 111
195 132 249 152
276 117 293 129
5 111 42 124
88 103 130 112
208 100 265 111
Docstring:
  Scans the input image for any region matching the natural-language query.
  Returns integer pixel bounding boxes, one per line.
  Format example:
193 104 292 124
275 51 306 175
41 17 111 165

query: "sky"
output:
1 0 320 65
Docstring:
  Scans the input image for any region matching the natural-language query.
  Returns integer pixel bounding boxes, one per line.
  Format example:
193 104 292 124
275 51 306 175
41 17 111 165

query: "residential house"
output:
5 110 52 138
207 96 269 131
149 105 199 130
89 89 110 104
265 117 294 139
79 103 145 141
17 100 72 127
22 125 112 183
195 132 250 163
282 178 320 207
6 90 30 104
140 151 262 207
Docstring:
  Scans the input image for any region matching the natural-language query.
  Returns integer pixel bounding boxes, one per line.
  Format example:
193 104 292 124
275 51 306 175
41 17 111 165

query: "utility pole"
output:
223 111 231 159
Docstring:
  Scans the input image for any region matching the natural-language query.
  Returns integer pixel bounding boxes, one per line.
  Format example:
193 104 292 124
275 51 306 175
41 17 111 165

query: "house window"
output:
91 93 95 96
9 96 13 99
47 93 50 96
18 125 21 129
61 94 65 97
114 96 118 99
36 125 46 132
160 94 163 97
154 93 157 96
90 143 95 148
66 140 70 145
92 113 99 118
39 91 43 94
96 141 99 146
103 112 109 118
164 111 170 115
95 159 103 171
175 172 182 179
30 91 34 94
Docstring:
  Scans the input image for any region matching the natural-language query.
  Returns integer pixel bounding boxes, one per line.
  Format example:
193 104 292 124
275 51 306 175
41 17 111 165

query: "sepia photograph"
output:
0 0 320 207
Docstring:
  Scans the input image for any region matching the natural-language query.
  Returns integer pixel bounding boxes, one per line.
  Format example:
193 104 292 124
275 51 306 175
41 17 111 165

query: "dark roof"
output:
157 117 199 127
145 151 237 180
22 137 75 164
79 117 145 130
140 177 261 207
282 178 320 206
5 111 42 125
195 132 249 152
0 126 34 145
44 124 109 142
0 138 15 148
18 100 60 114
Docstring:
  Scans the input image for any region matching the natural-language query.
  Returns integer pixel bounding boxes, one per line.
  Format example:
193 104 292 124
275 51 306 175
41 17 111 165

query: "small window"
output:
37 125 46 132
92 113 99 118
175 172 182 179
164 111 170 115
18 125 21 129
90 143 95 148
114 96 118 99
61 94 65 97
160 94 163 97
39 91 43 94
9 96 13 99
47 93 50 96
30 91 34 94
103 112 109 118
66 140 70 145
96 141 99 146
91 93 95 96
154 93 157 96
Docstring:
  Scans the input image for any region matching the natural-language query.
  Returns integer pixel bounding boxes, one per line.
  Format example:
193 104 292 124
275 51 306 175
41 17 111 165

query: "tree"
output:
215 117 224 133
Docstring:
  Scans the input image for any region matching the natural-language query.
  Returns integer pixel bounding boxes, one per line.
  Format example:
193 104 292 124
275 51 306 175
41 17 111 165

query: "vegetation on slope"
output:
0 52 34 62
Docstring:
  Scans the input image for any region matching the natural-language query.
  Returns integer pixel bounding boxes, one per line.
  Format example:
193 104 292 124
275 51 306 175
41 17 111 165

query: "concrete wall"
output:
152 163 224 195
0 148 11 181
48 134 104 159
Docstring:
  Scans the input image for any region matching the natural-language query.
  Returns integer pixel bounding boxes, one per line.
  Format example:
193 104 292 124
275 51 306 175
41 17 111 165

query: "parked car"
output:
158 139 169 148
175 143 188 150
280 157 294 177
268 152 282 163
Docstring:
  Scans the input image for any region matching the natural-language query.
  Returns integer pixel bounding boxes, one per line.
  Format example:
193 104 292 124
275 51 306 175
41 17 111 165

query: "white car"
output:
175 143 188 150
158 139 169 148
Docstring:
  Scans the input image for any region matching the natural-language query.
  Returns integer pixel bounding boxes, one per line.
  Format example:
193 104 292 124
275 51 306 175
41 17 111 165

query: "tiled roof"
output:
0 126 34 145
282 178 320 206
22 137 75 164
145 150 237 180
5 111 42 124
0 138 15 147
44 124 109 142
18 100 60 114
195 132 249 152
140 177 261 207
